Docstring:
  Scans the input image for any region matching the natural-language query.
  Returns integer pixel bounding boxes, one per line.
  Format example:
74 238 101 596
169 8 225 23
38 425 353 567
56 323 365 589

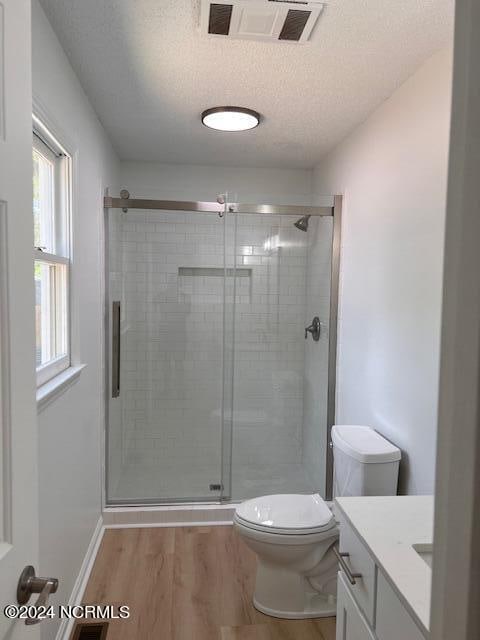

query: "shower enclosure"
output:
104 193 341 505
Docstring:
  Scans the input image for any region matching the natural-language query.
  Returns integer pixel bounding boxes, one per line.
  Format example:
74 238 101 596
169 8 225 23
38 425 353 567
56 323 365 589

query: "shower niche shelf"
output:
177 266 252 304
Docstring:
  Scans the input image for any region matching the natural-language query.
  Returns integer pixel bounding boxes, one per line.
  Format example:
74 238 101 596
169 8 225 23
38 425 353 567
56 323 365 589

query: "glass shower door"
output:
229 210 333 500
106 205 233 503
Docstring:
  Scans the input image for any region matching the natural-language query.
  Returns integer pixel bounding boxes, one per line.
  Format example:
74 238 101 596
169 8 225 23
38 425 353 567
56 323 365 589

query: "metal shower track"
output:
104 192 333 217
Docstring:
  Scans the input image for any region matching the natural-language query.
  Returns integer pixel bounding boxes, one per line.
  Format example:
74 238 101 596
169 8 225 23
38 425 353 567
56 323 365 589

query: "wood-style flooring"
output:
75 526 336 640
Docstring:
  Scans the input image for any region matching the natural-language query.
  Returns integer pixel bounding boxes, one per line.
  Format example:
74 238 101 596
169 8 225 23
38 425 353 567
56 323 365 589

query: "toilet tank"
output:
332 425 401 497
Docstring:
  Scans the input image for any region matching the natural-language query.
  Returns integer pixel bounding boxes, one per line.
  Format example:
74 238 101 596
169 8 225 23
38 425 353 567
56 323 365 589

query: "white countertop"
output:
335 495 433 635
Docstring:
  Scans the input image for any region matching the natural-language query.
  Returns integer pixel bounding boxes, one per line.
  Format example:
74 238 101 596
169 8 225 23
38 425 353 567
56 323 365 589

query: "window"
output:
33 127 71 386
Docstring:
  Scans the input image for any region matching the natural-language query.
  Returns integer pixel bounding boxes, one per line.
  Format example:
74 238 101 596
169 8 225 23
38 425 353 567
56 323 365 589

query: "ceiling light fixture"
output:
201 106 260 132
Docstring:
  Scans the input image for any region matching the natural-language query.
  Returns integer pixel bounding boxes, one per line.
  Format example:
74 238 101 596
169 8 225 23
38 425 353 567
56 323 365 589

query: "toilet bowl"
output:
234 493 338 618
234 425 402 619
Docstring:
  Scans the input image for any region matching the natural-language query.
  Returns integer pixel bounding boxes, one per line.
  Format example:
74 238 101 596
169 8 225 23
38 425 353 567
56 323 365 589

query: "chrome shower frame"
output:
103 193 342 504
103 195 333 218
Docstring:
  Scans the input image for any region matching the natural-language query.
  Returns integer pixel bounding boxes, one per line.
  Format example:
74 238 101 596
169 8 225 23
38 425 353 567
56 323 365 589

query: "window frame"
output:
33 126 72 388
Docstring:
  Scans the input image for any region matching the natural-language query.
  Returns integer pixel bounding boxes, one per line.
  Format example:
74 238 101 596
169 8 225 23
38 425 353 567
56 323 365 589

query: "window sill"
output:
37 364 86 413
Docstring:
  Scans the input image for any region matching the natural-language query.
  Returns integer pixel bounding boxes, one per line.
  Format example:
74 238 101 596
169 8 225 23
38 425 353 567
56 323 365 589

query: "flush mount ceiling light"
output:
201 106 260 132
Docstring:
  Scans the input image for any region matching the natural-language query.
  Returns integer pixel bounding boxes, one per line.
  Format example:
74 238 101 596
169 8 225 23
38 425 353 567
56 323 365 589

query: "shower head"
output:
294 215 311 232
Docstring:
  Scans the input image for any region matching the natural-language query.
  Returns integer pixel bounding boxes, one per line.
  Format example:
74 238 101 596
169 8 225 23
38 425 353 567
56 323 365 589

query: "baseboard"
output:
105 520 234 528
55 516 104 640
103 503 236 527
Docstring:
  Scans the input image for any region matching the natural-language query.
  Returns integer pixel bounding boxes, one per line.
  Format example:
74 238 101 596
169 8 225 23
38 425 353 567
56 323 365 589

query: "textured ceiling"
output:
38 0 454 168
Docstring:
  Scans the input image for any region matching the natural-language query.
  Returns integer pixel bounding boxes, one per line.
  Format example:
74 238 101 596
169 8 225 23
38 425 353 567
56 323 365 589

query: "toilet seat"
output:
235 493 336 535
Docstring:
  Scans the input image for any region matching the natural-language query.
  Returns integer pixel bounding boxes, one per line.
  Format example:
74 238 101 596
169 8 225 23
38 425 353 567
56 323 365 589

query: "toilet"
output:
233 425 401 619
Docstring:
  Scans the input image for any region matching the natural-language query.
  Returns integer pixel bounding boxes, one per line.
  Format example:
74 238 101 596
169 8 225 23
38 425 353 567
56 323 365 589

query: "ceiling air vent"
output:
200 0 324 43
279 9 311 40
209 4 234 35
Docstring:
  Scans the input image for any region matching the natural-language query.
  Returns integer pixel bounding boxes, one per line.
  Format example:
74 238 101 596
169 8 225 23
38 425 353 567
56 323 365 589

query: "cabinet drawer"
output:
338 516 376 625
336 571 376 640
375 571 425 640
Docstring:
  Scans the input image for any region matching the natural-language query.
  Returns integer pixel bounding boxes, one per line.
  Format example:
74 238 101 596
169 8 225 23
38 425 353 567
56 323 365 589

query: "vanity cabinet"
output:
336 516 427 640
338 518 376 625
375 572 425 640
336 572 375 640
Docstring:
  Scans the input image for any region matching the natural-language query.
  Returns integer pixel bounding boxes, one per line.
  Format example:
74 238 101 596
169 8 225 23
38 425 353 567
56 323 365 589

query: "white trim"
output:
33 120 73 387
103 503 236 527
55 517 104 640
105 520 234 529
104 501 239 511
37 364 86 412
430 0 480 637
32 99 76 158
36 354 70 388
33 249 69 265
33 114 71 158
32 102 80 395
0 203 12 545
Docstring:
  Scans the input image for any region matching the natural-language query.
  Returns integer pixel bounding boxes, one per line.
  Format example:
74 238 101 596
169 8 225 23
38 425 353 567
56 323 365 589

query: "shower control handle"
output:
305 316 321 341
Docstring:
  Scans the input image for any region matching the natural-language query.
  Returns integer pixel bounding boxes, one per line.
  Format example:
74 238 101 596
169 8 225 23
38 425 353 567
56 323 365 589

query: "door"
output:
431 1 480 639
336 572 376 640
0 1 40 638
105 204 233 503
227 208 334 501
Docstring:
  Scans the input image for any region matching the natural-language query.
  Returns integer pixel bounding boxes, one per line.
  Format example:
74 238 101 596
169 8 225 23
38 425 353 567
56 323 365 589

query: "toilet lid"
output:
235 494 335 534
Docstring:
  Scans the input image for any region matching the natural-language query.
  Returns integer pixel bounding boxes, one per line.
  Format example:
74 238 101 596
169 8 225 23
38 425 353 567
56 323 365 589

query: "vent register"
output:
201 0 324 43
71 623 109 640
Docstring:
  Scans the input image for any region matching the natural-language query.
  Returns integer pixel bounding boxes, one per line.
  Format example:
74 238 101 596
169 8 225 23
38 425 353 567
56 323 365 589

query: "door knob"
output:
305 316 321 341
17 566 59 625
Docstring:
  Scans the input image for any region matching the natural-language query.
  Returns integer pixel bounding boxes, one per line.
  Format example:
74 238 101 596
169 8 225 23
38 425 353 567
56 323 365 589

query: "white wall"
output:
314 48 452 494
120 161 313 205
31 3 119 639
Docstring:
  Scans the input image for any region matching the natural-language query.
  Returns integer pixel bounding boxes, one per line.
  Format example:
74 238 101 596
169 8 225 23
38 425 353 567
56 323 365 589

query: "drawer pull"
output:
333 545 363 585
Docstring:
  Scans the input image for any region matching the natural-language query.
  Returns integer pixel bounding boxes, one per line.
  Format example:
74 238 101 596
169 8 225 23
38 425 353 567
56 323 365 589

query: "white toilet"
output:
233 425 401 619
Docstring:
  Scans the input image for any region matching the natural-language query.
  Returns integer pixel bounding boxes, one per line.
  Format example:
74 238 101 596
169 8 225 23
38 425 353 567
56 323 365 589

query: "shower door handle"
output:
112 301 121 398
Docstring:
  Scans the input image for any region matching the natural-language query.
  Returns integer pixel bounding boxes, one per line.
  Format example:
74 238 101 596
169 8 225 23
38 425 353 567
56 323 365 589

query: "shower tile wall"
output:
109 210 313 501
